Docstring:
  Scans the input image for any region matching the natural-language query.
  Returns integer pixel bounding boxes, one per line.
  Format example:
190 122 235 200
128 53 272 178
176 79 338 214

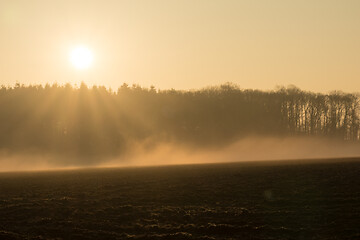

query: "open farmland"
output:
0 158 360 240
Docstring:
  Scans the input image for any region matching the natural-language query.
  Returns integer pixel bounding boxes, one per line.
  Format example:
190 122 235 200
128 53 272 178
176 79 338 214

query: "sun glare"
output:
70 46 94 70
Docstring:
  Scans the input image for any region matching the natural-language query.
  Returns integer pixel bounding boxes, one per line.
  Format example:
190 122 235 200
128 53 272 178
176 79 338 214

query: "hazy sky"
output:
1 0 360 92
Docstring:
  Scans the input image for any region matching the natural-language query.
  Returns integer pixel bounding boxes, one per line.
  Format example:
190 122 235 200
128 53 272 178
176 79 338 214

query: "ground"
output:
0 159 359 239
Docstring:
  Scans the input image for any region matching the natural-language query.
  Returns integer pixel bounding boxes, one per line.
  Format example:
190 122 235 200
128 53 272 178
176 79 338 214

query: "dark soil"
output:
0 159 360 239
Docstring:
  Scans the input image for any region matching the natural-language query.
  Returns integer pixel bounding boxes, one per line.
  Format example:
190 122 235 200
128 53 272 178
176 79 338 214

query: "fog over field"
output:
1 136 360 172
116 136 360 167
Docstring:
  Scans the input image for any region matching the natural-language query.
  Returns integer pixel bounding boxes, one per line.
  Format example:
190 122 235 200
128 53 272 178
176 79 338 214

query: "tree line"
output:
0 83 359 159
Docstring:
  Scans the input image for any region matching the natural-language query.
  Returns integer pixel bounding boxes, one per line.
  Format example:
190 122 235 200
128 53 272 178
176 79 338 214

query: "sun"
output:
69 46 94 70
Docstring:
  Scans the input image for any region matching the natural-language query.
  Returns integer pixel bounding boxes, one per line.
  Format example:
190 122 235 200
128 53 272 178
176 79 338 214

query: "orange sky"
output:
1 0 360 92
